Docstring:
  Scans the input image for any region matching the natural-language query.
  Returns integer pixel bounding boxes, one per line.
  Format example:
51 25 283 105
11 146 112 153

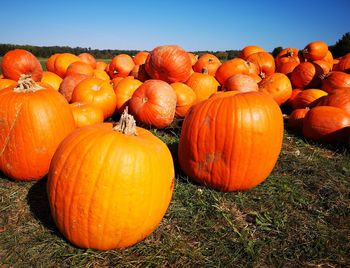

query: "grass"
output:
1 124 349 267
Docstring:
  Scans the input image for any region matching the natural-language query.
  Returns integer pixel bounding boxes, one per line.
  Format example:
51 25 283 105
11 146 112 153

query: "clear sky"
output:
1 0 349 52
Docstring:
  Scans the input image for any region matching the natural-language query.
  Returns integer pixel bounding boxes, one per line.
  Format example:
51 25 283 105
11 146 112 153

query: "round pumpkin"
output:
46 53 61 73
41 71 63 90
0 78 17 90
215 58 256 85
277 61 299 78
302 41 328 61
78 52 97 69
239 45 265 60
65 61 94 77
108 54 135 78
303 106 350 143
59 73 89 102
313 90 350 115
246 52 276 78
114 76 143 114
336 53 350 73
0 75 75 181
1 49 43 81
47 111 174 250
291 89 328 109
193 53 222 76
290 62 324 89
186 70 220 102
288 108 309 132
71 77 117 119
275 48 300 68
321 71 350 94
170 82 197 118
133 51 150 65
178 91 284 192
258 73 292 105
145 45 192 83
128 79 177 129
223 74 258 92
54 53 81 78
70 102 104 127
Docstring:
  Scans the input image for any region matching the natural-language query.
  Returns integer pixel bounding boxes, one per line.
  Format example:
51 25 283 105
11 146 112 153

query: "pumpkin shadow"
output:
26 177 63 238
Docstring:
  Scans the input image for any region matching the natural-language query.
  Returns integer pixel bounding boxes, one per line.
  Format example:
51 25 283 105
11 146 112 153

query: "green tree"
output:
329 32 350 58
272 46 283 58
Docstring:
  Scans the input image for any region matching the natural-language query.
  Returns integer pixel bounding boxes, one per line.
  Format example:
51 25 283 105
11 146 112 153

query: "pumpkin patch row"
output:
0 41 349 251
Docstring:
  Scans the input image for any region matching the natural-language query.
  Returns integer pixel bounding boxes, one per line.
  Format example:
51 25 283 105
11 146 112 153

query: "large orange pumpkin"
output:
291 89 328 109
290 62 324 89
47 110 174 250
321 71 350 94
239 45 265 59
302 41 328 61
258 73 292 105
215 58 256 85
178 91 284 192
114 76 143 114
0 75 75 181
186 70 220 102
65 61 94 77
128 79 177 129
71 77 117 119
145 45 192 83
1 49 43 81
246 52 276 78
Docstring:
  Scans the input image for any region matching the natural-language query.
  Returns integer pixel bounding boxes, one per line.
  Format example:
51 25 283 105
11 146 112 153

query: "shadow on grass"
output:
26 177 64 238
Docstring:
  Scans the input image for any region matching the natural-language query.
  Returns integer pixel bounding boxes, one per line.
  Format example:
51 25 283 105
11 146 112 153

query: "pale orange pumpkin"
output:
70 102 104 127
41 71 63 90
114 76 143 114
170 82 197 118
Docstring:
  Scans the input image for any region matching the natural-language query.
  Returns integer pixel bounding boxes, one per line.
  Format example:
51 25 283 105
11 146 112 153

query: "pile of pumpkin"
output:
0 41 348 250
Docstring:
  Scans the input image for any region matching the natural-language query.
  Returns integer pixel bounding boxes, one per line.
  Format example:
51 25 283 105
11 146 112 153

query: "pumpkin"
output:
336 53 350 73
193 53 222 76
95 61 108 71
288 108 309 132
285 88 302 108
47 109 174 250
313 60 332 75
321 71 350 94
303 106 350 143
70 102 104 127
290 62 324 89
0 78 17 90
275 48 300 68
1 49 43 81
321 50 334 69
108 54 135 78
78 52 97 69
313 90 350 114
41 71 63 90
258 73 292 105
246 52 275 78
93 69 110 81
114 76 143 114
59 74 89 102
0 75 75 181
215 58 256 85
170 82 197 118
145 45 192 83
291 89 328 109
223 74 258 92
188 52 198 66
133 51 150 65
178 91 283 192
71 77 117 119
130 64 150 82
186 69 220 102
65 61 94 77
302 41 328 61
46 53 61 73
277 61 299 78
239 45 265 59
54 53 81 78
128 79 177 129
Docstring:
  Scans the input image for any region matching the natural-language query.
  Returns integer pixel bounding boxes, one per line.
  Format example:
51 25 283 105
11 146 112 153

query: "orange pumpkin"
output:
277 61 299 78
178 91 283 192
336 53 350 73
303 106 350 143
0 78 17 90
114 76 143 114
239 45 265 59
47 111 174 250
188 52 198 66
288 108 309 132
246 52 275 78
59 74 89 102
170 82 197 118
46 53 61 73
290 62 324 89
71 77 117 119
291 89 328 109
215 58 256 85
128 79 177 128
0 75 75 181
130 64 150 82
78 52 97 69
70 102 104 127
133 51 150 65
93 69 110 81
193 53 222 76
41 71 63 90
95 61 108 71
302 41 328 61
65 61 94 77
321 71 350 94
186 70 220 102
54 53 81 78
313 90 350 115
275 48 300 68
258 73 292 105
1 49 43 81
108 54 135 78
223 74 258 92
145 45 192 83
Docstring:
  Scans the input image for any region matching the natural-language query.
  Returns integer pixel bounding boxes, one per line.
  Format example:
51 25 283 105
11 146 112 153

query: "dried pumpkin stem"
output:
14 74 43 93
113 107 137 136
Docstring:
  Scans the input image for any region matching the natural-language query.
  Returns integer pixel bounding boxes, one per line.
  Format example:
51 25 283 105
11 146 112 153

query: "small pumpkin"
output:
193 53 222 76
258 73 292 105
246 52 276 78
108 54 135 78
59 73 89 102
114 76 143 114
215 58 256 85
321 71 350 94
54 53 81 78
46 53 61 73
133 51 150 65
290 62 324 89
1 49 43 81
47 110 174 250
70 102 104 127
239 45 265 60
223 74 258 93
128 79 177 129
302 41 328 61
186 69 220 102
65 61 94 77
41 71 63 90
170 82 197 118
78 52 97 69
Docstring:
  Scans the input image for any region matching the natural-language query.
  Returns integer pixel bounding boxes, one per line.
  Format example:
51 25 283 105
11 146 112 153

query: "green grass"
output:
1 126 349 267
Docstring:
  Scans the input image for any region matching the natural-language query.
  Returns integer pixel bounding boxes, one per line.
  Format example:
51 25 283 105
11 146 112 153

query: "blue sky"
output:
1 0 349 52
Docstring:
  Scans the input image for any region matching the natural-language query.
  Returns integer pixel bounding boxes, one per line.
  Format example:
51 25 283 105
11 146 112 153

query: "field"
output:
1 123 349 267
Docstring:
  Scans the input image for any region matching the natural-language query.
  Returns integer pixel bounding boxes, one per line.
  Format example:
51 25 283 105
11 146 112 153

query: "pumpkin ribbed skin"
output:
178 91 283 192
47 122 174 250
258 73 292 105
0 81 75 181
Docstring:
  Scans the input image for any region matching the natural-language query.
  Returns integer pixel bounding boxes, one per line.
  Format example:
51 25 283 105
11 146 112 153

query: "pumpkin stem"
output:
113 107 137 136
201 67 209 74
14 74 43 93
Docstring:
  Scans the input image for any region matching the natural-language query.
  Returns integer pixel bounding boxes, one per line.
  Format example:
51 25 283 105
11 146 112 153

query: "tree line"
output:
0 32 348 60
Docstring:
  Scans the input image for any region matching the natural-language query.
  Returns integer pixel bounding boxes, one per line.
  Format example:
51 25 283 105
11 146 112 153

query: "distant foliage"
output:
272 46 283 58
329 32 350 58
